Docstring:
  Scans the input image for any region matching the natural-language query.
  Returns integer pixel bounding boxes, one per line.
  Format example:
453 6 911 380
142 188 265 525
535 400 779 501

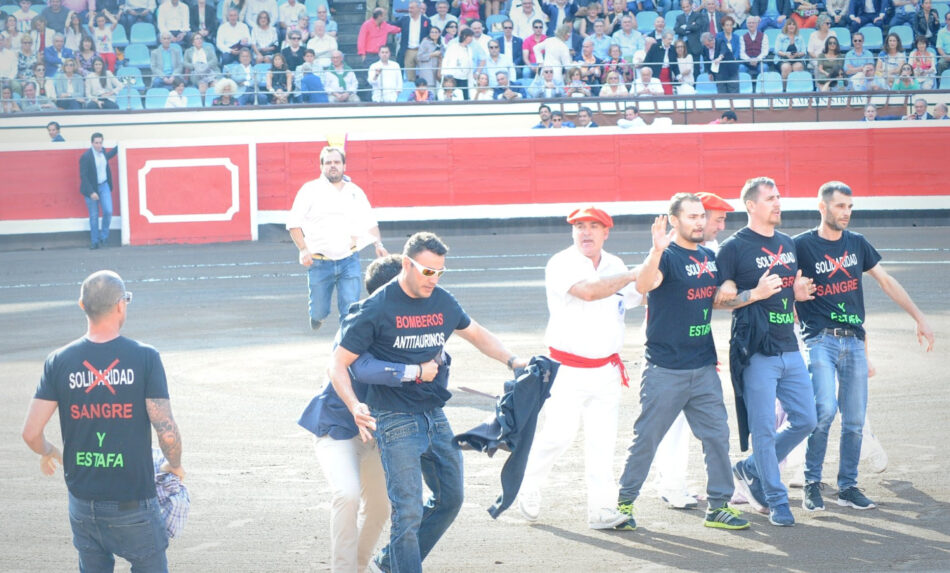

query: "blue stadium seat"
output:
936 3 949 20
116 87 143 110
182 86 203 107
637 10 659 33
695 73 717 94
112 26 129 49
145 87 169 109
889 24 913 50
941 69 950 89
123 43 151 68
664 10 683 27
739 72 753 94
799 27 814 49
130 22 157 47
786 70 814 92
116 65 144 91
396 84 414 102
252 62 272 88
203 85 217 106
831 27 851 51
486 14 507 33
764 28 780 54
391 0 410 14
858 25 883 51
218 0 227 20
758 70 784 93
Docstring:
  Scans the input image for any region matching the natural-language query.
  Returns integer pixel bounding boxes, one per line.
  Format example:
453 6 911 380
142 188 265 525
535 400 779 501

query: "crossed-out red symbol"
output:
83 359 119 394
689 255 715 279
761 245 791 272
824 251 852 278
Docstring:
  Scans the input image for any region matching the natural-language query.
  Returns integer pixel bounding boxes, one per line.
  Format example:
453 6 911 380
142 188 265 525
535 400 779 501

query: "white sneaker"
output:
861 431 888 473
588 507 630 529
517 489 541 522
660 491 698 509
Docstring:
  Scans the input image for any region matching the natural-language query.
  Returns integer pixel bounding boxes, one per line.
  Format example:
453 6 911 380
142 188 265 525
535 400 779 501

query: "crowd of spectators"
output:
1 0 948 112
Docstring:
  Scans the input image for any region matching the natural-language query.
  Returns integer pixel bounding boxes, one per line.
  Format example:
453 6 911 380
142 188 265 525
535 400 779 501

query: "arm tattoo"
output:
719 289 752 308
146 399 182 467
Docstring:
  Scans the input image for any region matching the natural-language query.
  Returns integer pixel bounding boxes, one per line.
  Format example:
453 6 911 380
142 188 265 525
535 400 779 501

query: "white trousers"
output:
652 411 691 494
520 363 621 516
314 435 390 573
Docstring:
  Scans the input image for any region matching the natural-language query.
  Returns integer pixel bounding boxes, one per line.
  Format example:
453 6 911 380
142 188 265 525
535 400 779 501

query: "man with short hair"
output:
79 133 118 250
740 15 768 80
22 269 184 570
589 18 612 60
549 110 575 128
632 65 664 95
150 33 184 88
120 0 157 37
396 0 430 81
324 50 361 103
296 49 329 103
611 14 645 61
576 106 598 127
717 176 818 527
41 0 70 34
156 0 190 45
905 98 933 120
617 105 646 128
494 70 525 99
498 18 525 71
43 33 73 74
615 195 751 532
533 103 553 127
330 231 527 573
368 45 403 102
357 7 400 66
518 206 640 531
47 120 64 141
307 19 338 69
287 146 388 331
675 0 703 60
484 40 516 86
934 102 948 119
843 32 873 76
216 9 252 66
431 1 458 32
795 181 934 513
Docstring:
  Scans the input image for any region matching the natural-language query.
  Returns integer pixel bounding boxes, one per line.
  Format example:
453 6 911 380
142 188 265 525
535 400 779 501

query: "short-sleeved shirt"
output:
717 227 800 353
645 243 719 370
285 175 378 260
34 336 170 501
544 246 640 358
793 229 881 340
338 281 471 413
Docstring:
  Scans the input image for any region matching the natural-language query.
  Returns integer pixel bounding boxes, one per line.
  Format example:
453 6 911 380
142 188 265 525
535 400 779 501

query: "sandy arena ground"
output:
1 224 948 572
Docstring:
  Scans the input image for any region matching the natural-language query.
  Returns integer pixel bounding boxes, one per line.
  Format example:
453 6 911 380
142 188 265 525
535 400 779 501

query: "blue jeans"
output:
68 493 168 573
372 408 464 573
803 333 868 490
84 182 113 246
307 252 361 323
738 352 817 508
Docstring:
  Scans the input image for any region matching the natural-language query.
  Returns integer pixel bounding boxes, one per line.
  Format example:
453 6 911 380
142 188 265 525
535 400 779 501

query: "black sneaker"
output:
310 318 323 331
802 482 825 512
837 486 876 510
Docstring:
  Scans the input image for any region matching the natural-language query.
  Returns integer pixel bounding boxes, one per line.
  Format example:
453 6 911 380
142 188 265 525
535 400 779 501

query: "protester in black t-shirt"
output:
715 176 817 528
329 232 527 573
794 181 935 513
615 193 750 532
22 270 184 571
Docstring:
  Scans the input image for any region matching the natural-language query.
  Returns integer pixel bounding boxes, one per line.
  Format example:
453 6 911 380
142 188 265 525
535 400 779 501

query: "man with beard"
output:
615 194 751 531
794 181 935 513
287 146 388 331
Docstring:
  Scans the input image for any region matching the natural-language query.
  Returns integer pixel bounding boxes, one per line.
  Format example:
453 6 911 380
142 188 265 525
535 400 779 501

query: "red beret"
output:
566 206 614 228
696 192 735 212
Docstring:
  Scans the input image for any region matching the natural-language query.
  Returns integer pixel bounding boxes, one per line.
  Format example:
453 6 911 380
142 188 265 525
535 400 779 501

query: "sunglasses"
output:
534 25 543 29
116 291 133 305
409 257 445 277
503 25 513 29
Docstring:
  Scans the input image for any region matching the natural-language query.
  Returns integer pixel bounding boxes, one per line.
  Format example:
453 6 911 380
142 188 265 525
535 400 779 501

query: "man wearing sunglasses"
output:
330 232 527 573
22 270 185 571
288 146 388 331
518 206 641 531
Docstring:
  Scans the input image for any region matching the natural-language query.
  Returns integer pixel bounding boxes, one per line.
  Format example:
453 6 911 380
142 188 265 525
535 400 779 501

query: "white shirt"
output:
306 34 338 68
285 176 378 259
544 246 641 357
0 48 16 79
93 148 108 184
165 90 187 108
216 21 251 54
368 59 403 102
441 41 473 82
632 77 664 96
407 15 422 49
533 36 572 82
157 0 190 34
278 1 307 28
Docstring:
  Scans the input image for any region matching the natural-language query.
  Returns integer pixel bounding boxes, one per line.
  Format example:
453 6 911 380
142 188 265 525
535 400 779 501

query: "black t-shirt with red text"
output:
339 281 471 413
717 227 800 353
645 242 720 370
35 336 169 501
794 229 881 340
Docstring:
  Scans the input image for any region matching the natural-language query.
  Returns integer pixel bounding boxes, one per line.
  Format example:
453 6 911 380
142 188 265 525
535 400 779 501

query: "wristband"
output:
506 356 517 370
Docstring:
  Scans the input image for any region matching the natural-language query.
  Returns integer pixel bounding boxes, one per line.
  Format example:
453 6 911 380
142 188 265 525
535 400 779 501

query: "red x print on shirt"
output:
83 359 119 394
761 245 791 272
824 252 852 278
689 255 715 279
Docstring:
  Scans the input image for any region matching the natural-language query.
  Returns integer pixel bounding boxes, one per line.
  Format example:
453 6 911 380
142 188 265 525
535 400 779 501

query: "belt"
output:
821 327 860 338
312 247 357 261
548 347 630 387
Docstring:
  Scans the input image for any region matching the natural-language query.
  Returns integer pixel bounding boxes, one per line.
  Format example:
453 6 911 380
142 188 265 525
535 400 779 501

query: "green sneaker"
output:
704 504 751 530
614 500 637 531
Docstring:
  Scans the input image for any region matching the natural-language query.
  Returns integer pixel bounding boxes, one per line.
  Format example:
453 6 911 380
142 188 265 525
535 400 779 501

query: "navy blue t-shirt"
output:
645 243 720 370
34 336 169 501
794 229 882 340
717 227 800 353
338 280 471 413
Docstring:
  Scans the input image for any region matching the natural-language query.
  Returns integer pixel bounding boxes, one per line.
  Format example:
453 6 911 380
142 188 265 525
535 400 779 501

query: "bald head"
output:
80 270 126 320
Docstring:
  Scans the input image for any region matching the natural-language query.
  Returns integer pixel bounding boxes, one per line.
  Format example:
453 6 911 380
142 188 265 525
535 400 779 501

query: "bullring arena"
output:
2 104 949 572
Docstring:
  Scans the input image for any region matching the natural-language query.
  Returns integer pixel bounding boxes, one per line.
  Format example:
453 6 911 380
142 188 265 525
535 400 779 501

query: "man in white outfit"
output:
650 191 735 509
517 206 640 530
368 45 403 102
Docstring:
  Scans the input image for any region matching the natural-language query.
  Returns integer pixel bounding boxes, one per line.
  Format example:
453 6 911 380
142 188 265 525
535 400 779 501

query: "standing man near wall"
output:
21 270 185 571
795 181 935 513
79 132 117 250
518 206 640 531
287 146 388 331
